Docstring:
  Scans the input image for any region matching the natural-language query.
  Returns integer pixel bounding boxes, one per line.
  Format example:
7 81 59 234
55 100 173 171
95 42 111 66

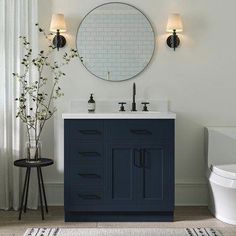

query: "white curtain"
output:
0 0 38 210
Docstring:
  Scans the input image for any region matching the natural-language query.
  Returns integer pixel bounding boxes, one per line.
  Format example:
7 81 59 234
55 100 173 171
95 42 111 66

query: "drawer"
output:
68 142 103 164
107 120 171 140
66 120 103 140
70 165 103 186
69 186 103 205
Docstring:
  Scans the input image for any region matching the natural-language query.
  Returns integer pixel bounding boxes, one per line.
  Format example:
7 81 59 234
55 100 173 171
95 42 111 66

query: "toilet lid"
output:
211 164 236 180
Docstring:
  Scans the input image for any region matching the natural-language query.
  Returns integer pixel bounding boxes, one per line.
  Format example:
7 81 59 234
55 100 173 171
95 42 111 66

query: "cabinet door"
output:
105 144 140 211
136 143 174 211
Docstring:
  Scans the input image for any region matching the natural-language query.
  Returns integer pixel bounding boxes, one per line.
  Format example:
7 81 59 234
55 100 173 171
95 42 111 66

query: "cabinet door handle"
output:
78 151 100 157
79 130 101 135
78 194 101 200
78 173 101 179
130 129 152 135
140 149 146 168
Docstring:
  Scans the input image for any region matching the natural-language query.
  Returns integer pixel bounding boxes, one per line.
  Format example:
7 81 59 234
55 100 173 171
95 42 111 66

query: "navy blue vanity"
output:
63 114 175 222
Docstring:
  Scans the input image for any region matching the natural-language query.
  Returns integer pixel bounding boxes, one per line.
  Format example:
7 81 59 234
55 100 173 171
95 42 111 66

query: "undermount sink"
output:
62 111 176 119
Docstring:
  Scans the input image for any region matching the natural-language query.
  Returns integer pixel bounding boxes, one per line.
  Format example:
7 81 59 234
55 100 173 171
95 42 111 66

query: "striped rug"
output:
23 228 223 236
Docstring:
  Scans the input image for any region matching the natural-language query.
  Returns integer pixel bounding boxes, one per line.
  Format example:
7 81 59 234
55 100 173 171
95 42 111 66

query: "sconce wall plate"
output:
166 30 180 51
53 30 66 50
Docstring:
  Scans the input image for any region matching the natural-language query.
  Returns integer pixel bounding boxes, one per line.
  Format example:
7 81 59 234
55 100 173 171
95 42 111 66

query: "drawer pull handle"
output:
79 130 101 135
78 173 101 179
78 152 101 157
78 194 101 200
130 129 152 135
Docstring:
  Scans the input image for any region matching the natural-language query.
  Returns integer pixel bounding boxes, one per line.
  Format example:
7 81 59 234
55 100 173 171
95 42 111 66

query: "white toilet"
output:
205 127 236 225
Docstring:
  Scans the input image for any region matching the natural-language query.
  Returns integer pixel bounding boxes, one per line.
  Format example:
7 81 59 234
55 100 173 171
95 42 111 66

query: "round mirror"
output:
76 2 155 82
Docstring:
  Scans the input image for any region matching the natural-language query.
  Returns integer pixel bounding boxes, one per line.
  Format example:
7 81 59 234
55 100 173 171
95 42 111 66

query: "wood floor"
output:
0 207 236 236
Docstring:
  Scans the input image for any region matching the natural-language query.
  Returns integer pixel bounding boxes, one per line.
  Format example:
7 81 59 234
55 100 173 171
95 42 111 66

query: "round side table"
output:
14 158 53 220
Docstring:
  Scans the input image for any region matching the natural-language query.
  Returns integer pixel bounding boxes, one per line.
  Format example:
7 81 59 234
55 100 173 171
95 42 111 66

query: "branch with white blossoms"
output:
13 23 82 157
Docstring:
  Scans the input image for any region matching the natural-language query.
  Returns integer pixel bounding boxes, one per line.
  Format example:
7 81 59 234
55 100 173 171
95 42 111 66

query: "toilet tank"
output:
205 127 236 168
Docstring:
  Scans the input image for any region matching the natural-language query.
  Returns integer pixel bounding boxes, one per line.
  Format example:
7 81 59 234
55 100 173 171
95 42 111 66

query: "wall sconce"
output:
50 13 67 51
166 13 183 51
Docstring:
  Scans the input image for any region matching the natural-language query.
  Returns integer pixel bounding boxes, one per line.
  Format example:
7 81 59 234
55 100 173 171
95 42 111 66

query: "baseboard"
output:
45 181 208 206
175 181 208 206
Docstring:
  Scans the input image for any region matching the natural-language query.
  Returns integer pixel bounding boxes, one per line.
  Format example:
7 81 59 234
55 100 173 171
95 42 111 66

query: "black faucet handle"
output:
141 102 150 112
118 102 126 112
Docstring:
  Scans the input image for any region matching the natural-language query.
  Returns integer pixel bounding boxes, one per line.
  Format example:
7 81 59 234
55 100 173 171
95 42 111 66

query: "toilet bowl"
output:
205 127 236 225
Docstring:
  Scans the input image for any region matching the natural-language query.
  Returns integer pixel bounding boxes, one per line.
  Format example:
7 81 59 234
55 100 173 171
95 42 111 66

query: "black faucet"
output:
131 83 137 111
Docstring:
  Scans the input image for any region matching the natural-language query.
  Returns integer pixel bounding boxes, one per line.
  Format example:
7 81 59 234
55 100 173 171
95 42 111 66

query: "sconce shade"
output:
50 14 67 33
166 13 183 33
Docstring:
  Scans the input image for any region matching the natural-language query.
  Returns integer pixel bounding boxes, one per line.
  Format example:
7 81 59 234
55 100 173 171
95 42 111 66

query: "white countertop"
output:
62 112 176 119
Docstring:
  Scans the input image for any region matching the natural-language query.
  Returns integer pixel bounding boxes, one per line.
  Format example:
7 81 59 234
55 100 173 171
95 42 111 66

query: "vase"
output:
25 140 42 162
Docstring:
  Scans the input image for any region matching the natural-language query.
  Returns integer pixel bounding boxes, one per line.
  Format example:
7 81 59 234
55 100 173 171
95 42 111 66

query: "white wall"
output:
39 0 236 205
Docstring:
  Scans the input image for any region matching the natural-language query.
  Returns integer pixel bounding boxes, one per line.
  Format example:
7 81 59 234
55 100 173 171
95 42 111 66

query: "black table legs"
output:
19 168 30 220
37 167 44 220
19 167 48 220
24 168 31 213
39 167 48 213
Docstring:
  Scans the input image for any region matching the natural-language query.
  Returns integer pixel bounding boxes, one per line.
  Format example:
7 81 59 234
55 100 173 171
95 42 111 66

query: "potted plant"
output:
13 24 79 162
